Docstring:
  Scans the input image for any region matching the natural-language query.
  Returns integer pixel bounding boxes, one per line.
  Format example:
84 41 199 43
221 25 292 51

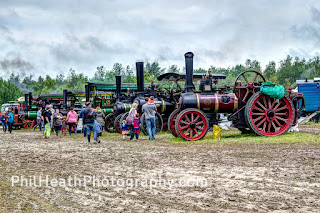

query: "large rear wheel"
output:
175 109 208 141
245 91 295 136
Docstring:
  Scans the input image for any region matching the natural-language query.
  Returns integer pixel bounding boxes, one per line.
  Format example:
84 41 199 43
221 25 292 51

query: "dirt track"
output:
0 131 320 212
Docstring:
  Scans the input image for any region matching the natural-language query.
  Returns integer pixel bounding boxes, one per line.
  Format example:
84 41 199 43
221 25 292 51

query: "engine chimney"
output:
184 52 194 93
24 94 29 111
85 84 90 102
116 75 121 101
28 92 32 109
63 90 67 109
136 62 144 97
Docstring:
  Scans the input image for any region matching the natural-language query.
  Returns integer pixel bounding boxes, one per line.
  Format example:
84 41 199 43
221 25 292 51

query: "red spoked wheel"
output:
22 118 35 129
114 113 123 134
175 109 209 141
245 91 295 136
234 70 266 103
168 109 180 137
105 113 116 133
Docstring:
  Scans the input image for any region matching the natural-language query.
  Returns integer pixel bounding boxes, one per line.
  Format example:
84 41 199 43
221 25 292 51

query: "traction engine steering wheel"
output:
234 70 266 103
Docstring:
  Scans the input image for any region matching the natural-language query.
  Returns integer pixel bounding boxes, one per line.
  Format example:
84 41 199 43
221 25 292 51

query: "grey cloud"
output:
0 57 34 77
311 7 320 24
291 7 320 50
0 0 320 78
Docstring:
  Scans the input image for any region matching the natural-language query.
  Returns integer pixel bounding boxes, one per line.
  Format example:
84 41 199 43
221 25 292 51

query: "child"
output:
61 116 68 136
93 120 102 143
132 114 141 140
0 111 8 133
121 120 129 140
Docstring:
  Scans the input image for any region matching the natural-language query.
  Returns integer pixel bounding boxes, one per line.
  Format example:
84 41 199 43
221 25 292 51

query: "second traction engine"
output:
169 52 301 141
119 62 175 135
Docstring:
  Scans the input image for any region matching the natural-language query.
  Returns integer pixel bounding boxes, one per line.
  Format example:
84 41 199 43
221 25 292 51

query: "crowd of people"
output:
0 107 14 133
32 102 104 143
0 96 158 143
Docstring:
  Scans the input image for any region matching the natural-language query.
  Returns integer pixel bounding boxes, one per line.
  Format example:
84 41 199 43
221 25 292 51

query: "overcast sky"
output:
0 0 319 78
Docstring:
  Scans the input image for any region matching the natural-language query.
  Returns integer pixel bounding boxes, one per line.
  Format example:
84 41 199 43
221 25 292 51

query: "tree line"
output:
1 55 320 106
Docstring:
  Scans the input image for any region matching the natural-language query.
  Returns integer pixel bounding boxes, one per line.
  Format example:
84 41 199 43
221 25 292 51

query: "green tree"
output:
0 77 23 105
278 56 306 87
167 65 180 73
65 68 88 91
92 66 106 82
263 61 277 82
194 68 207 73
145 61 165 77
308 56 320 78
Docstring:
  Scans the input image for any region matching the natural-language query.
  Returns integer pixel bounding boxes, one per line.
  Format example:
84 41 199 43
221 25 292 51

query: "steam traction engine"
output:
169 52 303 141
116 62 176 135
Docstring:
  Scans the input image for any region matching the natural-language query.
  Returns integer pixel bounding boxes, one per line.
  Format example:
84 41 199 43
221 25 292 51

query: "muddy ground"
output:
0 129 320 212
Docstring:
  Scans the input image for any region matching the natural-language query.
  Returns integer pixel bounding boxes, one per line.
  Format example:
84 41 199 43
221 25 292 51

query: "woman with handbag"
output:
127 103 138 140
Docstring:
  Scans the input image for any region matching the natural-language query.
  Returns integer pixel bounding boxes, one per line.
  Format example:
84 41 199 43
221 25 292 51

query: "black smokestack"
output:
116 75 121 101
63 90 67 109
24 94 29 111
28 92 32 108
184 52 194 93
136 62 144 96
85 84 90 102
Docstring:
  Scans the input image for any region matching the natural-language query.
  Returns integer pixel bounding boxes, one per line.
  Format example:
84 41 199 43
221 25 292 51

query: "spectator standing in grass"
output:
7 107 14 134
121 120 129 140
61 116 68 136
67 107 78 135
0 111 8 133
43 106 52 139
53 109 63 137
41 105 48 134
132 114 141 140
94 107 105 133
93 120 102 143
49 105 55 131
82 102 97 143
33 107 43 131
142 97 157 140
127 103 138 140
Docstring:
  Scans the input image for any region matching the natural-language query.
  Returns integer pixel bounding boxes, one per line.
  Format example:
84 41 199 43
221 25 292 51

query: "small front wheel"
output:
175 109 209 141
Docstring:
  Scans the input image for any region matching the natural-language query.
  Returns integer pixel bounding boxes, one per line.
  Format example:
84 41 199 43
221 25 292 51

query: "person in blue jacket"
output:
93 120 102 143
7 107 14 133
0 111 8 132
